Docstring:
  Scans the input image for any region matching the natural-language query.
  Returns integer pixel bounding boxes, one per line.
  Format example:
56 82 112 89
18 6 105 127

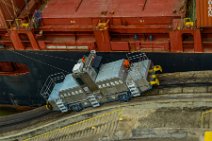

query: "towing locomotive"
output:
41 51 162 112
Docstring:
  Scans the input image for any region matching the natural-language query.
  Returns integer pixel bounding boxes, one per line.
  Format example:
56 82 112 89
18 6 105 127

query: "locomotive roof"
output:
60 74 79 92
95 59 124 83
128 60 151 80
48 82 63 101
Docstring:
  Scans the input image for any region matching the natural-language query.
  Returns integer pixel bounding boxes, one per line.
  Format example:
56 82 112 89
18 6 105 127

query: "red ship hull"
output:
0 0 211 53
0 0 212 108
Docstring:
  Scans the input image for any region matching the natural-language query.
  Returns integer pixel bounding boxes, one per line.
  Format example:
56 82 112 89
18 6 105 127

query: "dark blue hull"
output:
1 50 212 107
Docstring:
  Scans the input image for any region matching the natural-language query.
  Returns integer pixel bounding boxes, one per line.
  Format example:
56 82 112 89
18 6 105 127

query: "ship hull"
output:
1 50 212 107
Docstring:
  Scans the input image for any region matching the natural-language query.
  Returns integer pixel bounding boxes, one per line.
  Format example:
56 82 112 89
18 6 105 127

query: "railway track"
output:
1 93 212 141
11 94 212 141
0 71 212 141
0 107 52 127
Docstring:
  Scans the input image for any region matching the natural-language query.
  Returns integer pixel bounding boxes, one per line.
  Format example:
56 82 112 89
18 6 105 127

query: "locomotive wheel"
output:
46 102 53 110
118 93 131 102
71 103 84 112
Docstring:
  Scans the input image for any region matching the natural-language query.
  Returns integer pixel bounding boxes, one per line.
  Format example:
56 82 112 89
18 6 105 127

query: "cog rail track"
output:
159 82 212 88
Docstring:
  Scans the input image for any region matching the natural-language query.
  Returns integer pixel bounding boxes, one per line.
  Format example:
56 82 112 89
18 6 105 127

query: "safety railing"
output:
40 72 65 100
126 52 148 63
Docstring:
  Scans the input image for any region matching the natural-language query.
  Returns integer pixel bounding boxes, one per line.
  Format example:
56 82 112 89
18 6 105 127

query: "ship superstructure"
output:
0 0 211 53
1 0 212 108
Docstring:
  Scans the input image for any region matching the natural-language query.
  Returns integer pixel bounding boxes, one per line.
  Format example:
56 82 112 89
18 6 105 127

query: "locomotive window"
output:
72 92 75 95
111 96 116 99
68 93 71 96
76 91 79 94
106 83 110 87
98 85 102 88
79 90 83 93
83 87 89 92
102 84 106 87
